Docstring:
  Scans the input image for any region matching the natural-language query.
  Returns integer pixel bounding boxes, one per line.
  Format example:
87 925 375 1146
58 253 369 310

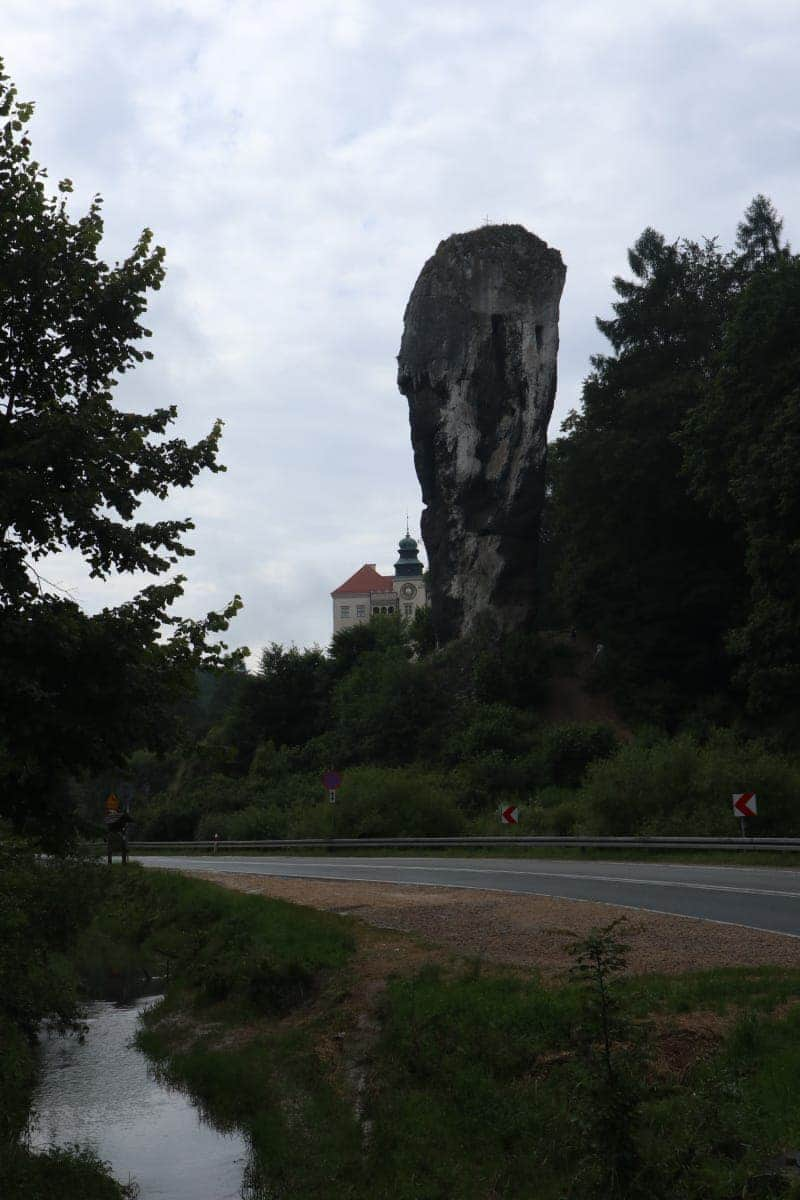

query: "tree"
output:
735 193 789 270
681 256 800 729
329 612 410 678
222 643 333 768
0 64 242 843
550 228 742 722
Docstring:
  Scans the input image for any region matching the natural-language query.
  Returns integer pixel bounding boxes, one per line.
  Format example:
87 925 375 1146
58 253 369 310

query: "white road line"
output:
154 858 800 901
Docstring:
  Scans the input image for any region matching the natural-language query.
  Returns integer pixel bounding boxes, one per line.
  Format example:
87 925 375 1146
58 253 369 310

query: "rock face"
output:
397 224 566 643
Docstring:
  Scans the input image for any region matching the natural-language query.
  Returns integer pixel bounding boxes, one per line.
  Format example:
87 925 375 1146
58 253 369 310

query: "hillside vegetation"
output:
52 196 800 848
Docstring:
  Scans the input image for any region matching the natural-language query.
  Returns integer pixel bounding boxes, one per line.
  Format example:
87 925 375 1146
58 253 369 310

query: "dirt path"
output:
192 871 800 977
540 630 632 737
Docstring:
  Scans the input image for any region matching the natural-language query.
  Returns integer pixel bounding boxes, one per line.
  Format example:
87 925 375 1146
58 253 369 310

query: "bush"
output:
531 786 584 835
134 794 200 840
541 722 619 788
579 729 800 836
471 627 551 709
445 703 536 762
247 739 293 782
289 766 466 838
197 804 288 841
1 1144 137 1200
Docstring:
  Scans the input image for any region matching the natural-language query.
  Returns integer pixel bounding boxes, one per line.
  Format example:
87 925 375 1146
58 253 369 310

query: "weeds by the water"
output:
16 858 800 1200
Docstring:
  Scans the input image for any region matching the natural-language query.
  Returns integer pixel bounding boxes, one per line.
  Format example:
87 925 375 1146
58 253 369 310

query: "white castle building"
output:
331 530 427 636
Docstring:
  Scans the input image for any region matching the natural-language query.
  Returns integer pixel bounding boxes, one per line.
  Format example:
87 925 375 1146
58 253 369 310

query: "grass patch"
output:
0 1145 139 1200
81 866 355 1015
362 961 800 1199
628 964 800 1016
139 1023 364 1198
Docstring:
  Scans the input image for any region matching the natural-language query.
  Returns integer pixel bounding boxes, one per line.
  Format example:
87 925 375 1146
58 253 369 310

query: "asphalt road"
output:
139 855 800 938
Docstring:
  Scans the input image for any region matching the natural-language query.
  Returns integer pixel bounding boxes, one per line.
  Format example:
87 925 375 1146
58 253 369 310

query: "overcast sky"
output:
5 0 799 659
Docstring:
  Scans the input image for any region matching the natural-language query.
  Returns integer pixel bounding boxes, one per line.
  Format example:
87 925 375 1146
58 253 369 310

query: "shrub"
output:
531 787 584 835
196 804 288 841
134 794 200 840
445 703 536 762
449 751 545 815
289 765 465 838
247 739 293 782
541 722 620 788
580 729 800 836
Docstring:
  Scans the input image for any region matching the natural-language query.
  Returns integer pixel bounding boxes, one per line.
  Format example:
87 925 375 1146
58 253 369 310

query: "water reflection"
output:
29 997 247 1200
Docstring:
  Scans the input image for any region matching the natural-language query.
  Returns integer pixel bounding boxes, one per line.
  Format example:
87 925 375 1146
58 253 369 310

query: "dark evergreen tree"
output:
550 229 742 723
681 256 800 731
735 193 789 270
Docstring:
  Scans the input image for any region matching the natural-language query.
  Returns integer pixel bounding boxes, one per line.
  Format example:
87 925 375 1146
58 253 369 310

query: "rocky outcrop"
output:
397 224 566 643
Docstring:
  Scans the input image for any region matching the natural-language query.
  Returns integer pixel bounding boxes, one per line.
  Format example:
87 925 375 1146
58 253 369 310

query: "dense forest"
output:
57 195 800 845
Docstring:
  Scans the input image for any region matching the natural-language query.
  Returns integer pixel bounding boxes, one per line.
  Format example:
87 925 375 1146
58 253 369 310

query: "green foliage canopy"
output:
0 65 242 842
549 199 795 729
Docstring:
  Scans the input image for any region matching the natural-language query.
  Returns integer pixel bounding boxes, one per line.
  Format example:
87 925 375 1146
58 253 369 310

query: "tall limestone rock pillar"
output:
397 224 566 643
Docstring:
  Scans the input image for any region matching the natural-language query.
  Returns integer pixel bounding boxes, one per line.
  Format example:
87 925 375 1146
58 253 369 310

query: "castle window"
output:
404 603 412 616
340 605 350 618
356 604 366 618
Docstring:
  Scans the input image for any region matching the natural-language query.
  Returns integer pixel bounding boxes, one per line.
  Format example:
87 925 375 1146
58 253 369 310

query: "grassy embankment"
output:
0 852 353 1199
11 856 800 1198
97 867 800 1199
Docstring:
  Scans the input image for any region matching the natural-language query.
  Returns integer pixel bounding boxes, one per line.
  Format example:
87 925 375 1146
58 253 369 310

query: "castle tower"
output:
393 529 426 619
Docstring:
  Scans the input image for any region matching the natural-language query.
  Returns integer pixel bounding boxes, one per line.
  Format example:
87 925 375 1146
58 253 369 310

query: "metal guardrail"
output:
123 836 800 852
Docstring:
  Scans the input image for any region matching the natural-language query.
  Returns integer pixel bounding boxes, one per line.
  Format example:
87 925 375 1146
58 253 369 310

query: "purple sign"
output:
322 770 341 790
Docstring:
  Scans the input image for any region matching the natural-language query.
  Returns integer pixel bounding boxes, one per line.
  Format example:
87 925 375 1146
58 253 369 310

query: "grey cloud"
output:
5 0 799 654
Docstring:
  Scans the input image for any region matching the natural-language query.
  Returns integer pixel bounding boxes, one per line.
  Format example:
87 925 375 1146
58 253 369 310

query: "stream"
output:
28 996 249 1199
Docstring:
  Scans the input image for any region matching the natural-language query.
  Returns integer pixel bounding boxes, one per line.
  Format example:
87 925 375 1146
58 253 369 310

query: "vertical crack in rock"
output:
397 224 566 643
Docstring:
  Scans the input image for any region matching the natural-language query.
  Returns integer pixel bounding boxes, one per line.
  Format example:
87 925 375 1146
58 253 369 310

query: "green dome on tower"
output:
394 528 423 577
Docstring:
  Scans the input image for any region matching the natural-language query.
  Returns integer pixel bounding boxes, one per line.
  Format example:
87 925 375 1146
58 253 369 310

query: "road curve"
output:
139 855 800 938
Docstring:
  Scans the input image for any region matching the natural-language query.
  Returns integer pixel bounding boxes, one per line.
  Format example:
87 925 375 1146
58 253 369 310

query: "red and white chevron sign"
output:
500 805 519 825
733 792 757 818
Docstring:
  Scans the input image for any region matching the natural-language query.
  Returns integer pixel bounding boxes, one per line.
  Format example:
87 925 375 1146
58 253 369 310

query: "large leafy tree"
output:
0 65 242 842
226 642 332 761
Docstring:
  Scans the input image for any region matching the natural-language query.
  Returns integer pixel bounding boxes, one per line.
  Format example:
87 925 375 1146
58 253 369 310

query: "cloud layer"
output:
4 0 799 656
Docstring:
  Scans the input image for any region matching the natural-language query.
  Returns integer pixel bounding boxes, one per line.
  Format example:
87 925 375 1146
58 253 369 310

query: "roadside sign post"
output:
322 770 342 839
104 793 132 865
500 805 520 826
322 770 342 803
732 792 757 838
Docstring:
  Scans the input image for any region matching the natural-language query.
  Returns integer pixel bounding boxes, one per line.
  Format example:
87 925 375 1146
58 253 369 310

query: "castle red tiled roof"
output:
332 564 395 596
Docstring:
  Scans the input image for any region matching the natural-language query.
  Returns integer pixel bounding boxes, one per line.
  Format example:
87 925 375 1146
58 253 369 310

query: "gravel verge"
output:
191 872 800 976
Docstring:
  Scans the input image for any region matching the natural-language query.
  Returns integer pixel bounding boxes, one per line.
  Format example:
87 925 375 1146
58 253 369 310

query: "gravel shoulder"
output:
191 871 800 976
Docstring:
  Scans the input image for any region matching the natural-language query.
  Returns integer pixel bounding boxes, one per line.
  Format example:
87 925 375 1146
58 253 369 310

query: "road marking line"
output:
152 857 800 901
